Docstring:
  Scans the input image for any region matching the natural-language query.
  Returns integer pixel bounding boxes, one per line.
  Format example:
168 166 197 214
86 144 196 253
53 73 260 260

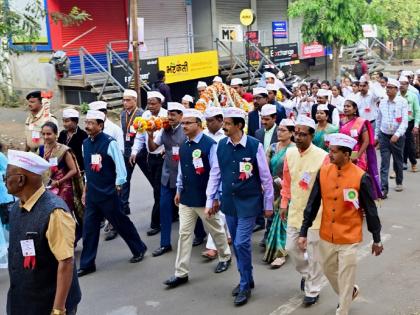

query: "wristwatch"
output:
373 242 383 247
51 309 66 315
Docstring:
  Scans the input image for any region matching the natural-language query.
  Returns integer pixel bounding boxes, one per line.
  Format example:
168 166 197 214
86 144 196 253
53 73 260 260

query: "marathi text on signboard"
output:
262 43 299 65
158 50 219 84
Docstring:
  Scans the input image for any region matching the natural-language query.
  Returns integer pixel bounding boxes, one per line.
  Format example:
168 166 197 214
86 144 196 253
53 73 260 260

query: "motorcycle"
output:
49 50 70 79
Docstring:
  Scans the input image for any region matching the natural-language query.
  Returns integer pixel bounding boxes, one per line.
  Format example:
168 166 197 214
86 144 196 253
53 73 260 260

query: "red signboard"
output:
301 42 325 59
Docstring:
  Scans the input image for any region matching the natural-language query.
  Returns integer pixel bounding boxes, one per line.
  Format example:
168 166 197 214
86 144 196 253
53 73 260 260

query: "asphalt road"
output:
1 165 420 315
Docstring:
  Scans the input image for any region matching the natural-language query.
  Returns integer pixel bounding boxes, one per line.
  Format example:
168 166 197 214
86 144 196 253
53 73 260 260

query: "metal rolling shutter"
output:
215 0 250 56
138 0 188 59
256 0 289 47
58 0 128 75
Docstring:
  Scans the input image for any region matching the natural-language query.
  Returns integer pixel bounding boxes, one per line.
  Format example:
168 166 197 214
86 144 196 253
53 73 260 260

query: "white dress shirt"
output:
357 91 379 122
131 107 168 155
375 95 408 139
203 128 226 143
104 119 124 152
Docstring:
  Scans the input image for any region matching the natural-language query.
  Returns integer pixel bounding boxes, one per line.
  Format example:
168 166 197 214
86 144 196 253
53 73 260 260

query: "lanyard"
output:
125 107 138 133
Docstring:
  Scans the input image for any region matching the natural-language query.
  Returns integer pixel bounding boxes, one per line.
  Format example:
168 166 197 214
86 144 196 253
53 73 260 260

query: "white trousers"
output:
175 204 231 277
205 211 231 250
285 226 324 297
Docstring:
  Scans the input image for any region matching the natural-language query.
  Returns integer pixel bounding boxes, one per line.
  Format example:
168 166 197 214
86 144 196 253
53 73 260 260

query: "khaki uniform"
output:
25 106 58 152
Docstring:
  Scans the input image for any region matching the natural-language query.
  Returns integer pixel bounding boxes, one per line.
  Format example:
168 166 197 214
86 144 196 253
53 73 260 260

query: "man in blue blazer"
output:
247 87 269 137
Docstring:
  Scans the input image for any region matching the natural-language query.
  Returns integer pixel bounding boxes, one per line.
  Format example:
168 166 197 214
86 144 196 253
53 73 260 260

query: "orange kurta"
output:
319 162 365 244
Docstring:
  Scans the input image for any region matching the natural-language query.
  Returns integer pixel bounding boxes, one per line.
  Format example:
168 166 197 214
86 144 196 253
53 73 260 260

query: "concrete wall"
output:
9 52 60 99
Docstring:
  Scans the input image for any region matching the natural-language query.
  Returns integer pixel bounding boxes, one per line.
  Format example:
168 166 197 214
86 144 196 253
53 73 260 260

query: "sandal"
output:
270 257 286 269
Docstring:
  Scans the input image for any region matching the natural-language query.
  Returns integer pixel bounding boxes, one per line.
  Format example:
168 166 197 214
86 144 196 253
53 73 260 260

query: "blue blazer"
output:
248 110 260 137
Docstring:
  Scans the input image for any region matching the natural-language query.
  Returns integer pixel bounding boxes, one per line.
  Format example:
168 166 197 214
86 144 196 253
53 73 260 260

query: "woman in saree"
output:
39 122 85 242
313 104 339 152
340 98 382 199
263 119 295 268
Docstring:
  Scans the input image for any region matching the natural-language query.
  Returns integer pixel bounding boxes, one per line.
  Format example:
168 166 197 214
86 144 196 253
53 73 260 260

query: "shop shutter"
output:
58 0 128 75
256 0 289 47
138 0 188 59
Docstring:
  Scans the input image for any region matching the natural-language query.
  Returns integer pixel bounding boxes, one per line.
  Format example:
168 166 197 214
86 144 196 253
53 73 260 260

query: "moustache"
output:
222 129 228 132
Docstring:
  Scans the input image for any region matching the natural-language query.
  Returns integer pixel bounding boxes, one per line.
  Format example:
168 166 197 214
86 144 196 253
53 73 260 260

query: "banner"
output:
158 51 219 84
262 43 299 65
272 21 287 39
219 24 243 42
362 24 378 38
245 31 261 67
301 42 325 59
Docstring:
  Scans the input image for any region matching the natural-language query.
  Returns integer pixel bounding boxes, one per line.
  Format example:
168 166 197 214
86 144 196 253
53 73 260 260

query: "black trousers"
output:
404 120 417 165
136 149 163 229
80 193 147 269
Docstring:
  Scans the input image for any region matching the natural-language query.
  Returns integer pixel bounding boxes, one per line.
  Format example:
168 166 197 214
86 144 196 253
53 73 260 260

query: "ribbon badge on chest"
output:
239 158 253 181
299 172 312 190
21 239 36 270
172 146 180 162
343 188 360 209
49 157 58 173
192 149 205 175
91 154 102 172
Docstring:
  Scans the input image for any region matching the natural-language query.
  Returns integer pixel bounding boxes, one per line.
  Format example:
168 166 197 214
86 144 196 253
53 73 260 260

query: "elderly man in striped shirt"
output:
375 78 408 198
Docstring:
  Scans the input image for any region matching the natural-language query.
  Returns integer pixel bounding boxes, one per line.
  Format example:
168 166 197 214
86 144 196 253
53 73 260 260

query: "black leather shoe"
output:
152 246 172 257
214 259 231 273
130 251 146 263
300 278 305 291
164 275 189 288
147 227 161 236
252 224 264 233
124 207 131 215
303 295 319 307
192 237 205 247
104 230 118 241
232 281 255 296
77 266 96 277
234 289 251 306
381 191 388 200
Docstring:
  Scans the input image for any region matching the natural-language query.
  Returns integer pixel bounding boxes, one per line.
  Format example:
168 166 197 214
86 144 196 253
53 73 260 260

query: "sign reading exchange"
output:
263 43 299 64
158 50 219 84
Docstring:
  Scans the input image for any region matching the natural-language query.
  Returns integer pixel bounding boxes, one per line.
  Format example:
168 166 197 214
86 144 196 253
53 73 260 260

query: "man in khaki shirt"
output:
25 91 58 152
5 150 81 315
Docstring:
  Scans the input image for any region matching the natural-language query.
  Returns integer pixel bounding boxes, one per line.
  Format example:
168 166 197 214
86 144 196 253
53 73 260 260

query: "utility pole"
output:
130 0 141 107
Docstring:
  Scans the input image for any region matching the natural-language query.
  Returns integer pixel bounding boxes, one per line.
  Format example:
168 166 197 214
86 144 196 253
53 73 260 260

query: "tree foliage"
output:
369 0 420 41
50 6 92 27
288 0 372 47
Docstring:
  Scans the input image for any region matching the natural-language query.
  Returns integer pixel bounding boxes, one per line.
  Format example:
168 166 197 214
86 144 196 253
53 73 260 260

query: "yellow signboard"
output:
240 9 255 26
158 50 219 84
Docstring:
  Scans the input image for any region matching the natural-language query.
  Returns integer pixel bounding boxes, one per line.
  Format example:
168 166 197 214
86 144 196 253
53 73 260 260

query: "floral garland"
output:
132 116 170 133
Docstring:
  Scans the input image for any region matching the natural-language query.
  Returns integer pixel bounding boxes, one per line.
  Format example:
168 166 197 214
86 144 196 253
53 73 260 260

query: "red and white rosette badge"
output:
91 154 102 172
192 149 205 175
239 161 253 181
49 157 58 173
299 171 312 190
343 188 360 209
21 239 36 270
172 146 180 161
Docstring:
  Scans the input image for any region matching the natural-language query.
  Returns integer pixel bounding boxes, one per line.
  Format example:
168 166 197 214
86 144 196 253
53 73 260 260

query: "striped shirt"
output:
375 95 408 138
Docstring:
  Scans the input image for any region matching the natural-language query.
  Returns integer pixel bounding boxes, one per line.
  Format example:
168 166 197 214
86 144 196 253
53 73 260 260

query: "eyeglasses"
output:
278 128 290 133
2 173 23 182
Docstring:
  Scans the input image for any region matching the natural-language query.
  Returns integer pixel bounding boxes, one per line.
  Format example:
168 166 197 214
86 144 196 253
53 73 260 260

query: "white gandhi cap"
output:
223 107 246 119
86 110 105 121
230 78 243 86
296 115 316 130
261 104 277 116
328 133 357 150
89 101 107 111
204 107 223 118
62 108 79 119
167 102 185 112
182 95 194 103
183 108 203 120
147 91 165 102
7 150 51 175
123 89 138 99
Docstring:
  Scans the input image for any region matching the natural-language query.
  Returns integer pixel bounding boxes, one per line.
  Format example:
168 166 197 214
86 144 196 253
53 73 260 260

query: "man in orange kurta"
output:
298 133 383 315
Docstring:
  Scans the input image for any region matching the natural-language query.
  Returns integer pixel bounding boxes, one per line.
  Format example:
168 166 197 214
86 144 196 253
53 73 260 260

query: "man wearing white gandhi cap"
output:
280 112 328 306
88 101 124 153
59 108 88 173
181 94 194 108
163 106 232 288
5 149 82 314
77 109 147 277
206 104 274 306
197 81 208 98
310 89 340 126
120 89 144 215
130 90 168 235
299 133 383 315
